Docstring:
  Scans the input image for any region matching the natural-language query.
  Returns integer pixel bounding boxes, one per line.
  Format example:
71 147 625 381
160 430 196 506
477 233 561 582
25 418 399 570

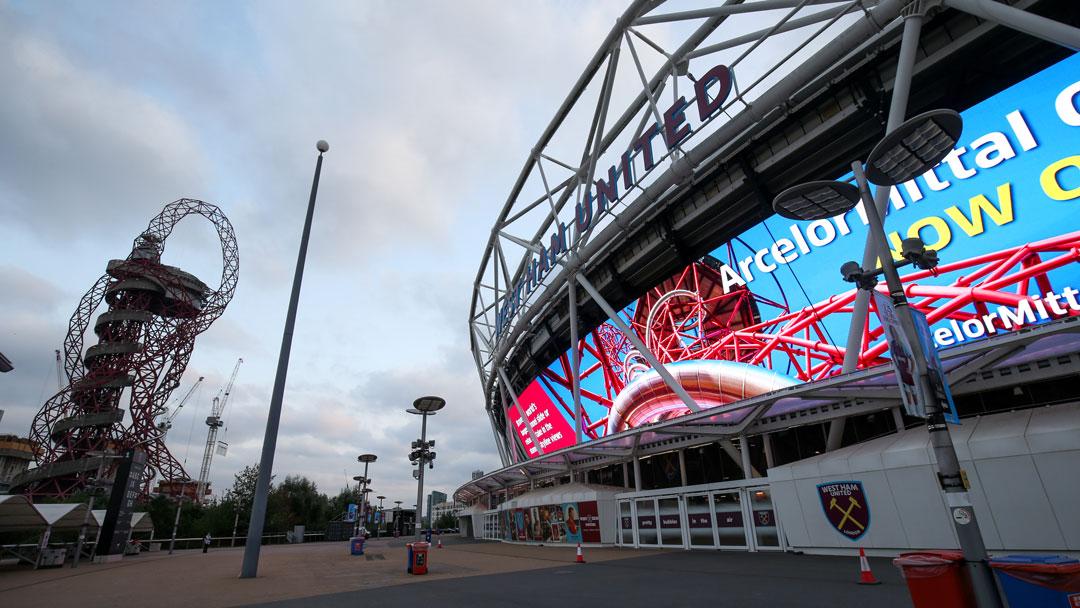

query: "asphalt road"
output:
253 549 912 608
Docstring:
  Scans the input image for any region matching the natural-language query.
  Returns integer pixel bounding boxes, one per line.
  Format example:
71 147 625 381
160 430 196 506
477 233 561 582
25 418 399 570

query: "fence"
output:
142 531 329 551
0 531 332 566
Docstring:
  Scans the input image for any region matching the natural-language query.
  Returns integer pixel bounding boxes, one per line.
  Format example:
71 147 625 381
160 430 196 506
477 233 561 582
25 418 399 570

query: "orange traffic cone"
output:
437 535 443 549
857 548 881 585
575 543 585 564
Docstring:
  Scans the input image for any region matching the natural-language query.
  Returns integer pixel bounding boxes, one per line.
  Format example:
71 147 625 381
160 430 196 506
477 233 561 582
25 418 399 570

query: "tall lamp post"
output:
357 454 377 533
361 488 373 531
167 478 192 555
376 495 386 538
241 140 329 579
408 396 444 539
351 475 366 535
772 109 1000 608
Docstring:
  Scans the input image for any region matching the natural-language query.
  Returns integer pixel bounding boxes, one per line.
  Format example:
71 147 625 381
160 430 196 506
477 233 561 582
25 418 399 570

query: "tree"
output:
435 513 456 531
327 487 362 521
266 475 327 534
224 464 266 507
222 463 270 536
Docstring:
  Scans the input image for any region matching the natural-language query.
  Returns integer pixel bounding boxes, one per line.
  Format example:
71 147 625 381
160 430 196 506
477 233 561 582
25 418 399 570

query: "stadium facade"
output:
456 0 1080 556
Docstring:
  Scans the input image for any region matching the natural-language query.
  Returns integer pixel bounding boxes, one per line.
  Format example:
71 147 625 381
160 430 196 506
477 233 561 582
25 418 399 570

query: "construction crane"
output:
153 376 204 436
196 358 241 500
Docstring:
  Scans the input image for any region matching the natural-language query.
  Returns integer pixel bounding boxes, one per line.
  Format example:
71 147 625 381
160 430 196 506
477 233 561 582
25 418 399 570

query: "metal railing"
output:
1 532 333 565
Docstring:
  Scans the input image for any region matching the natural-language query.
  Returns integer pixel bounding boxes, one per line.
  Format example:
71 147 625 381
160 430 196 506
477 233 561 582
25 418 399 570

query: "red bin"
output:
893 550 975 608
410 541 430 575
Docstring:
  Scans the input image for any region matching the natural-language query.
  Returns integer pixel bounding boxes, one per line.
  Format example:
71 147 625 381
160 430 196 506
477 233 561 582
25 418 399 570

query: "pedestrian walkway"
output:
0 537 910 607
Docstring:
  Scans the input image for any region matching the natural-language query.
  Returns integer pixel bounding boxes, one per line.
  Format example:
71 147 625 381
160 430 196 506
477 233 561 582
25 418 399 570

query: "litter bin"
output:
350 536 365 556
410 541 430 575
894 550 975 608
989 555 1080 607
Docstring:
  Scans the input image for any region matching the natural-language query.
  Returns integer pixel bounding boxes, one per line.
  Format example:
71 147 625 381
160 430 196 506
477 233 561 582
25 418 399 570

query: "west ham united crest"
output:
817 481 870 540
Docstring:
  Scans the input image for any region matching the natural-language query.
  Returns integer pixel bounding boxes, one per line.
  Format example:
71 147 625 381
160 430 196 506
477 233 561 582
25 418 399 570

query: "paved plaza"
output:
0 537 911 607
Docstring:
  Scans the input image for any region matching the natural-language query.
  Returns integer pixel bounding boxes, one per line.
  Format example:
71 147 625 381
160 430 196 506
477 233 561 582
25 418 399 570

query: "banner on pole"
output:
912 310 960 424
872 292 923 418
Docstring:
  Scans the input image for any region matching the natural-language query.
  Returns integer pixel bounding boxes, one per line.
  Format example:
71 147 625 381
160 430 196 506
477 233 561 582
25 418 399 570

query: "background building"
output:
0 434 35 493
431 499 465 526
425 490 447 526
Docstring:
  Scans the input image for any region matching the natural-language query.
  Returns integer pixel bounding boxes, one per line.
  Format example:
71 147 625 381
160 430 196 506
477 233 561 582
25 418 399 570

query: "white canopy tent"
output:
35 503 93 530
91 510 155 535
0 495 45 531
502 482 621 510
0 497 91 533
0 496 157 567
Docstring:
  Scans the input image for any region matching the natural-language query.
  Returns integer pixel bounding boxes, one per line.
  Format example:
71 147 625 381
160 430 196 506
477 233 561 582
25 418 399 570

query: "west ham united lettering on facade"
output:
495 64 735 337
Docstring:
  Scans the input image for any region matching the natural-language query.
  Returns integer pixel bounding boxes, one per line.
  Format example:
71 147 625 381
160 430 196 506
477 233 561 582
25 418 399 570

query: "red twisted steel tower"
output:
14 199 239 499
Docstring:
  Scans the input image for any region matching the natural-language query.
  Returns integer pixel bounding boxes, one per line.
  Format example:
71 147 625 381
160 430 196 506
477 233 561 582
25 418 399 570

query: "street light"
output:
376 495 386 538
241 140 329 579
357 454 377 534
773 109 1000 608
407 395 444 539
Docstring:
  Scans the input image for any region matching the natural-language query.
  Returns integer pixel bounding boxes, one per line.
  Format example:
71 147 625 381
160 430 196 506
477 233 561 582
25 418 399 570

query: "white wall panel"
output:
976 455 1067 550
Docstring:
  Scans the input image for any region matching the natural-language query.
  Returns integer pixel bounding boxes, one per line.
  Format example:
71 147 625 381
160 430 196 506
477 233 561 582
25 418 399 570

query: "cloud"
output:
205 343 498 504
0 16 208 242
0 0 630 507
0 266 70 434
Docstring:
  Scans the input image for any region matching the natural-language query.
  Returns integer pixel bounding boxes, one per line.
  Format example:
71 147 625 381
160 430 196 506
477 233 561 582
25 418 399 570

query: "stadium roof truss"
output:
469 0 1080 468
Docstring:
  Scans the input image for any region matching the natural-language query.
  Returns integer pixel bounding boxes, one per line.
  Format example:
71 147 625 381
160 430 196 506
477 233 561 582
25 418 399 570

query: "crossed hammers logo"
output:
828 496 865 531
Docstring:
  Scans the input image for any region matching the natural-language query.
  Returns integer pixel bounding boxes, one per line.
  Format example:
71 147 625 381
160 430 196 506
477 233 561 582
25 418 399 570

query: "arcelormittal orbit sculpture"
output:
14 199 239 499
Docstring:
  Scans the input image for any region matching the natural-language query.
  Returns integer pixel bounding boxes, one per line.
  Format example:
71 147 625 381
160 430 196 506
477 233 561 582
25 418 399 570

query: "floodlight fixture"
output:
412 396 446 413
865 109 962 186
772 180 861 221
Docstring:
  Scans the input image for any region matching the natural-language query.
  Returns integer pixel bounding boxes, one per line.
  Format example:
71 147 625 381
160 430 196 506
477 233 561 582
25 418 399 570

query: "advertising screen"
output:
507 53 1080 458
501 500 601 544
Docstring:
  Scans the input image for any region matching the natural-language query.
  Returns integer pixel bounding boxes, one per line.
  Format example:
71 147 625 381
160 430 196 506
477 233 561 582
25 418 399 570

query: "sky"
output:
0 0 628 508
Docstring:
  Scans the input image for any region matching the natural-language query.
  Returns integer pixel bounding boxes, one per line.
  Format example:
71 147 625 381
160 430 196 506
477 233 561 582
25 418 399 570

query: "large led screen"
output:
508 53 1080 459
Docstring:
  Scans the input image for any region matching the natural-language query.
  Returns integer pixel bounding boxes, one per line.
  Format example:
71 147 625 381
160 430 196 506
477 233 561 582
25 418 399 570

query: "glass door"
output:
712 491 748 549
618 500 634 546
685 494 715 549
657 497 684 548
747 487 782 551
635 499 658 546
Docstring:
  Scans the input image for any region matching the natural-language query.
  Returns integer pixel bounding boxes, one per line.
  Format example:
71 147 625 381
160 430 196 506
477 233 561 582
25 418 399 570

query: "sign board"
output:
503 500 601 544
817 481 870 541
872 291 923 418
506 381 575 458
346 503 357 523
96 449 147 556
912 310 961 424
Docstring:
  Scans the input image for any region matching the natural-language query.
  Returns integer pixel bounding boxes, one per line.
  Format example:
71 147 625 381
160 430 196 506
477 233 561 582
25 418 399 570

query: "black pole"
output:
240 140 328 578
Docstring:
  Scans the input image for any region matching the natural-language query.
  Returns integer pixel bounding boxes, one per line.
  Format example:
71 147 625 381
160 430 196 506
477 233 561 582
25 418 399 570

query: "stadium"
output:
455 0 1080 557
